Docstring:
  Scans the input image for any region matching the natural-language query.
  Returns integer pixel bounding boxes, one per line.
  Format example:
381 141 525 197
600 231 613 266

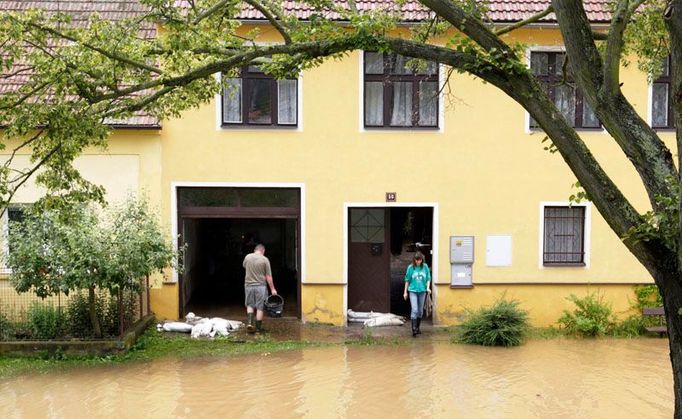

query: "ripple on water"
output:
0 338 673 418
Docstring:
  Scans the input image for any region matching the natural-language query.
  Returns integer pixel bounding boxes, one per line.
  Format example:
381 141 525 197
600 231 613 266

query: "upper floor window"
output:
530 51 601 130
543 205 586 266
652 56 674 129
363 52 439 129
222 66 297 127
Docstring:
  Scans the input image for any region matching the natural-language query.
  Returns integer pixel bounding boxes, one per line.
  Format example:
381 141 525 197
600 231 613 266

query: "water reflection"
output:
0 339 672 418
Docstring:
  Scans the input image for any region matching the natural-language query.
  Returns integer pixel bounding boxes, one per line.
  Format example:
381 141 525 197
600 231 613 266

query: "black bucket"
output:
264 294 284 318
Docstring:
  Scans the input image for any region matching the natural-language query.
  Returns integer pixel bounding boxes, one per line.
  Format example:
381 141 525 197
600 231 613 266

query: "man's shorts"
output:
244 285 267 310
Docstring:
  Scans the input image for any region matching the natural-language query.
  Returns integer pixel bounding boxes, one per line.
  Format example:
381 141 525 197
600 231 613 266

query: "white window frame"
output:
214 67 304 132
358 50 445 133
538 201 591 269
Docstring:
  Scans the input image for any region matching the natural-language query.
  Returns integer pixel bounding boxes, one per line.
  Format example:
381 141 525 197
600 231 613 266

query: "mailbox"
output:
450 236 474 286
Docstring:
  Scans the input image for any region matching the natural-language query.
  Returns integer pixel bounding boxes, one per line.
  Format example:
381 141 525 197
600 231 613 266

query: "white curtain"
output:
652 83 669 127
365 82 383 126
391 82 412 126
222 78 242 123
554 84 576 125
365 52 383 74
278 79 297 125
419 82 437 126
582 101 600 127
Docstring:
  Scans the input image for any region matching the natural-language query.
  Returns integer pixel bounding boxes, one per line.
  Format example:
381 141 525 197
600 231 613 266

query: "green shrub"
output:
67 291 136 338
613 314 645 337
558 293 615 337
457 299 529 347
633 284 663 308
0 310 14 340
27 303 62 339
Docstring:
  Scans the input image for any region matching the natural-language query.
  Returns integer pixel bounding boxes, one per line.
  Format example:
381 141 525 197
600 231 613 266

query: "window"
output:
530 51 600 129
3 206 26 270
221 66 297 127
652 56 674 129
543 206 586 266
363 52 439 129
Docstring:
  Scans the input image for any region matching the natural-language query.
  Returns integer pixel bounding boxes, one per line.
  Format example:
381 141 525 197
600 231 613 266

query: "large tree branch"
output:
603 0 645 97
242 0 292 44
553 0 678 210
495 5 554 36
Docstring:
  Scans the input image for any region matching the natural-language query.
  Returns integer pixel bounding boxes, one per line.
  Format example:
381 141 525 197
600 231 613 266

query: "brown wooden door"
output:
348 208 390 312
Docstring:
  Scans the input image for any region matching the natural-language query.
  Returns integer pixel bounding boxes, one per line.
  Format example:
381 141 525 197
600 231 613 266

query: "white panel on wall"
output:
486 235 512 267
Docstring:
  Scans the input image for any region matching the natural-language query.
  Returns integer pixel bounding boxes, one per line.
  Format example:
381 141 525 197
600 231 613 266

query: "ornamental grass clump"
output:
457 299 529 347
558 293 615 337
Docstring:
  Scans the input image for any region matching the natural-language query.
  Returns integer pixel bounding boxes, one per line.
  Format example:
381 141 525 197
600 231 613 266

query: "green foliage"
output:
0 310 13 340
456 298 529 347
623 177 679 252
621 0 669 81
558 293 615 337
613 314 645 338
633 284 664 309
569 181 591 204
26 303 62 340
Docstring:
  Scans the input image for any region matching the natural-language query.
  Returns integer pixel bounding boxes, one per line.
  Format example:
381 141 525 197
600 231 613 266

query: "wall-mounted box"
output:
450 236 474 263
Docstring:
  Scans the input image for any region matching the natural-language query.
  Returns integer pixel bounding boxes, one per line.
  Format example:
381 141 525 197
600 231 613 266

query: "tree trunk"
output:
88 286 102 338
656 269 682 418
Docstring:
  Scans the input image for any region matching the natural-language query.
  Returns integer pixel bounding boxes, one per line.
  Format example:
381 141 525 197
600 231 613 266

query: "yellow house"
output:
0 1 671 327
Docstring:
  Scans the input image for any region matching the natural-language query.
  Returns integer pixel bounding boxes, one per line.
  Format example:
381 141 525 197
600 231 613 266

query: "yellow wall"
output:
1 26 669 327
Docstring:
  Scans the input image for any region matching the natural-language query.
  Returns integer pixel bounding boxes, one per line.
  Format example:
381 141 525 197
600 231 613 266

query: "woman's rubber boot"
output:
416 318 422 335
411 319 418 337
247 313 256 333
256 320 265 333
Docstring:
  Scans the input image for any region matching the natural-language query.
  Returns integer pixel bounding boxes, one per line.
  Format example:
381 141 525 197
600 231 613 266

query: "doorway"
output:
347 206 434 318
177 186 301 319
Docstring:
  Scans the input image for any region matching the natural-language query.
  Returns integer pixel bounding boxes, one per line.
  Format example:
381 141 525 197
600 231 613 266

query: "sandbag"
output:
158 322 193 333
190 321 214 339
363 315 405 328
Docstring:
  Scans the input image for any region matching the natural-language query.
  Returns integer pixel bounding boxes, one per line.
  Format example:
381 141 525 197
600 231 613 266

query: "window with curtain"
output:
363 52 439 129
543 206 586 266
222 66 297 127
530 51 601 130
652 56 674 129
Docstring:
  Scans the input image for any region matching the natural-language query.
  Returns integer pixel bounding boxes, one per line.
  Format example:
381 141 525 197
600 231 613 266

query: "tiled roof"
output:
0 0 159 128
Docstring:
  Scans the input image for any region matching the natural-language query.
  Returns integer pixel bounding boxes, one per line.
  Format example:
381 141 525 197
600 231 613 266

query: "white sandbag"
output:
190 321 214 339
159 322 193 333
348 309 404 321
213 323 230 337
226 320 244 330
185 312 205 325
363 315 405 328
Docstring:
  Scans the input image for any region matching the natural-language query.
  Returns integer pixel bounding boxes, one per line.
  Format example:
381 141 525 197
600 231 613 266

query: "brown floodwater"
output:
0 338 672 418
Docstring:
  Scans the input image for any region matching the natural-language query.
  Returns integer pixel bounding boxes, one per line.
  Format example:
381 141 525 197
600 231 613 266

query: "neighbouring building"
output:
0 0 671 327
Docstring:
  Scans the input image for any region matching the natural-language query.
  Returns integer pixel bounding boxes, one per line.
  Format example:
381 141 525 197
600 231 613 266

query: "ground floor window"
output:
543 205 586 266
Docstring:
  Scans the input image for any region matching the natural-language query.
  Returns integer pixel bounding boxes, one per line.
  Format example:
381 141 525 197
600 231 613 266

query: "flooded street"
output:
0 338 672 418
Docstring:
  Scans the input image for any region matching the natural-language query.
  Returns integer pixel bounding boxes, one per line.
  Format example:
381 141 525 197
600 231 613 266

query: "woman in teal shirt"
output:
403 251 431 337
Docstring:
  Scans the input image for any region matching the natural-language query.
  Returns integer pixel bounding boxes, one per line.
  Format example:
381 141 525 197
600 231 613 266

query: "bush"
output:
558 293 615 337
27 303 62 339
67 291 137 338
457 299 529 347
613 314 645 337
0 310 14 340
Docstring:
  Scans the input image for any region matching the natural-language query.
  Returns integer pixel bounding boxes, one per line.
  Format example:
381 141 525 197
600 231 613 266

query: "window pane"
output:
238 188 300 207
661 57 670 77
554 84 576 125
531 52 548 76
277 79 297 125
390 82 413 126
543 206 585 264
582 100 600 128
391 54 413 75
248 79 272 124
350 209 385 243
365 52 384 74
652 83 669 127
222 78 242 123
424 61 438 76
554 54 566 76
365 82 384 126
178 188 239 207
419 81 438 126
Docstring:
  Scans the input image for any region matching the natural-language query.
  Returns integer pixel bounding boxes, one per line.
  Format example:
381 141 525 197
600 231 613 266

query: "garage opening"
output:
178 187 300 319
348 206 433 319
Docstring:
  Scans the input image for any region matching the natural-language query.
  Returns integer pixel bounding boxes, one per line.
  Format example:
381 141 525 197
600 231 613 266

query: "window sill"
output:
653 127 676 132
449 284 474 289
529 127 602 132
220 124 299 130
363 126 440 131
543 262 586 267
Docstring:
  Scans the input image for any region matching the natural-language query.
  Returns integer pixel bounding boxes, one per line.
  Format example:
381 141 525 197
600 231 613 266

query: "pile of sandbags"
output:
156 312 244 339
347 309 405 328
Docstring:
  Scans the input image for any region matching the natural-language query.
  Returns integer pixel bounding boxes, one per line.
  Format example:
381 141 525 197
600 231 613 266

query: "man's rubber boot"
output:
411 319 418 337
247 313 256 333
416 318 422 335
256 320 265 333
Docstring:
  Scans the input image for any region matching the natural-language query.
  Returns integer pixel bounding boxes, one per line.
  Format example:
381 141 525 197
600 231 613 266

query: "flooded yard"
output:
0 338 672 418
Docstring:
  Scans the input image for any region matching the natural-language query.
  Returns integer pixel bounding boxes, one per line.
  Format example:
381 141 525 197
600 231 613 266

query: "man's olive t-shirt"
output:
243 253 272 286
